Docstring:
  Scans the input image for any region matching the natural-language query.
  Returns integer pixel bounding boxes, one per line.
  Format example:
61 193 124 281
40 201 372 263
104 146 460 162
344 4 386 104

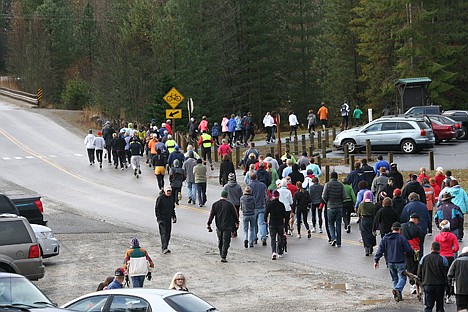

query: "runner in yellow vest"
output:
165 135 177 154
198 130 214 170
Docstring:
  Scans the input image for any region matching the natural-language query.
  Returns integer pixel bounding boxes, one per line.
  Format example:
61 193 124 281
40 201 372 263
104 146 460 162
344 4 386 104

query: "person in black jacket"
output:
288 164 304 185
219 155 235 186
418 241 448 312
114 132 127 170
402 174 427 205
155 186 176 254
169 159 186 205
448 246 468 311
264 190 286 260
373 197 399 239
360 158 376 188
388 163 404 189
207 190 238 262
293 181 311 239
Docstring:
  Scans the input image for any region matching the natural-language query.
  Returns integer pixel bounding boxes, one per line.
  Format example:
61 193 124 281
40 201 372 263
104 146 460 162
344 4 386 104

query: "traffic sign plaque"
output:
163 87 184 108
166 109 182 119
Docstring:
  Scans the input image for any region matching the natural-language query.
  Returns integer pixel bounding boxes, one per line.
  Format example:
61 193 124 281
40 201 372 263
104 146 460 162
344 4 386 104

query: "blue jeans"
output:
327 208 342 246
254 209 267 241
187 182 195 202
131 275 145 288
243 215 256 245
388 262 407 293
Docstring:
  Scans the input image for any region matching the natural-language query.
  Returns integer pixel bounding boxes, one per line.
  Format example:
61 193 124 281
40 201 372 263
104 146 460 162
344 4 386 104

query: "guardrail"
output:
0 87 38 106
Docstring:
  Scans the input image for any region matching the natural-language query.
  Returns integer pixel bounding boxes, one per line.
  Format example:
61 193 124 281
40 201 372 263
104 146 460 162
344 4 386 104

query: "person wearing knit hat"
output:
223 171 242 238
155 185 177 255
122 238 154 288
357 190 376 256
448 245 468 310
265 189 286 260
207 188 238 262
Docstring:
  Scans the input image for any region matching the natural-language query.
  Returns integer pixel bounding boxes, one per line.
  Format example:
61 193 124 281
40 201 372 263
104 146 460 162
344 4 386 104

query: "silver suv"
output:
333 116 435 154
0 215 45 280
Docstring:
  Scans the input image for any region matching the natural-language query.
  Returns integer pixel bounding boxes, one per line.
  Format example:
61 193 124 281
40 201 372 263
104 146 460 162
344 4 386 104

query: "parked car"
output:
62 288 219 312
0 272 69 311
425 119 458 144
31 224 60 259
1 193 47 225
404 105 442 115
425 114 464 139
333 116 435 154
0 215 45 280
442 110 468 140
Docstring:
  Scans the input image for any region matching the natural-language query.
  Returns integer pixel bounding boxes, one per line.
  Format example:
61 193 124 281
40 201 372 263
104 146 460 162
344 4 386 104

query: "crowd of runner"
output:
83 114 468 311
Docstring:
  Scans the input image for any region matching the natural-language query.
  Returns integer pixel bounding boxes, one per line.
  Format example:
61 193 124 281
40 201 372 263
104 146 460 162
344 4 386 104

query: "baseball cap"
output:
115 268 125 277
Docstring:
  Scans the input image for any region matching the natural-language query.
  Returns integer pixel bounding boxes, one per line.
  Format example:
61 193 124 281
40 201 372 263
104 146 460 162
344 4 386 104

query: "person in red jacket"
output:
430 178 441 201
434 219 459 304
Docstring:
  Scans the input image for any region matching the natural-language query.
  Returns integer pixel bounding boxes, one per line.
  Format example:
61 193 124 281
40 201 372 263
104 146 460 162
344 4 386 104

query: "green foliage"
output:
61 78 89 110
3 0 467 123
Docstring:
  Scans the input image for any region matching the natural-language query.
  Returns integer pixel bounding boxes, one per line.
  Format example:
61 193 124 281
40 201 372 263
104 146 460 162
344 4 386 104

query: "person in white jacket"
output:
84 129 95 165
288 111 299 140
263 112 274 144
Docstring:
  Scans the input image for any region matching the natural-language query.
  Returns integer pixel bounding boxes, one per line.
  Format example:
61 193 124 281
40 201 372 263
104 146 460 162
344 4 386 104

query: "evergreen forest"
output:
0 0 466 126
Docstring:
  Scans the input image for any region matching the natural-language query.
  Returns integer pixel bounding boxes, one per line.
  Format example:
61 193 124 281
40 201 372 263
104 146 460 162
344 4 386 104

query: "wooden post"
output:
301 134 306 153
235 146 240 169
308 146 313 158
181 135 187 151
350 155 355 170
310 132 315 151
293 137 299 155
344 143 349 165
316 155 321 168
388 152 393 164
270 146 275 156
317 132 322 149
429 151 434 171
325 165 330 183
214 145 218 163
325 129 330 147
366 139 371 161
321 140 327 158
332 127 336 141
286 138 290 152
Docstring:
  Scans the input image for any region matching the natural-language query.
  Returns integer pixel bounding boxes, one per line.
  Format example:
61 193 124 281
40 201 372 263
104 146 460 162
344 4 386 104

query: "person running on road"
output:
84 129 96 165
152 148 167 192
207 190 238 263
169 159 186 205
322 171 346 247
263 112 274 144
93 131 105 169
183 151 197 204
193 158 208 207
316 102 329 133
250 173 268 246
288 110 299 140
198 130 214 171
129 137 143 177
307 109 316 137
223 173 242 238
353 105 363 126
340 101 350 130
102 121 116 164
293 181 311 239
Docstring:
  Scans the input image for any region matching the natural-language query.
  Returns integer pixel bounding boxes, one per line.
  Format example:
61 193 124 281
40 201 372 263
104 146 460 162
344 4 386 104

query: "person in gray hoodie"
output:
182 151 197 204
322 171 346 247
240 186 256 248
223 173 243 238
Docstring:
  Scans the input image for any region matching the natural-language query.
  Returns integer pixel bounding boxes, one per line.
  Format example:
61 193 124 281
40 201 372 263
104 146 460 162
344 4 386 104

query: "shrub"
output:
61 78 89 110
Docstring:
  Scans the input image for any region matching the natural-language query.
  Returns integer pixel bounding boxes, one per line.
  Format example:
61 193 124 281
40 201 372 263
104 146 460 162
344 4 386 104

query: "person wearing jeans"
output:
193 158 207 207
321 171 346 247
249 174 268 245
374 222 414 302
240 187 256 248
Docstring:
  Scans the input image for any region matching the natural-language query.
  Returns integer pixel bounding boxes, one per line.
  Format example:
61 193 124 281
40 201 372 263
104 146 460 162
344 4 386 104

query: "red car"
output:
431 119 457 144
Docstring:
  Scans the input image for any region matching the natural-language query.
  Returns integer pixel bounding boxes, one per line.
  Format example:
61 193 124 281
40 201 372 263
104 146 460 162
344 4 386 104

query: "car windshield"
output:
0 275 53 308
164 293 217 312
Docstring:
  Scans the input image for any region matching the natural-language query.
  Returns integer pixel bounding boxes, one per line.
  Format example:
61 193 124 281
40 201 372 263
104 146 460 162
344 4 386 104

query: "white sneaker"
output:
445 296 453 304
271 253 277 260
297 234 301 238
311 227 316 233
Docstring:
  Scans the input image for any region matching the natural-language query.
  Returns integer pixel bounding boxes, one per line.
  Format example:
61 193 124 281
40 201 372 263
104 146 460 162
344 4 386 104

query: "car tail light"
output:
455 123 461 129
29 244 41 258
34 199 44 213
420 129 426 136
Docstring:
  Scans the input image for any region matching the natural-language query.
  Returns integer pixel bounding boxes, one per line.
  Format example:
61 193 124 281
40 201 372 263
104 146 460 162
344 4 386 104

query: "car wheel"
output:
342 139 356 154
401 139 417 154
460 126 467 140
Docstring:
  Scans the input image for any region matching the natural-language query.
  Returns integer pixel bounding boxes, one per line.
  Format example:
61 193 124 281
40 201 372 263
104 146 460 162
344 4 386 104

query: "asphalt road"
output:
0 99 463 311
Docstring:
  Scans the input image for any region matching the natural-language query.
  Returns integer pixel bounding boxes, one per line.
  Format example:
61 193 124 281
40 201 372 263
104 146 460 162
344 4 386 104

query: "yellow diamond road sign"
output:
163 87 184 109
166 109 182 119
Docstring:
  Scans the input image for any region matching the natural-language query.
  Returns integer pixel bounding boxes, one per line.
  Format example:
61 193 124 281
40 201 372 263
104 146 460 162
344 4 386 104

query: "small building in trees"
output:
395 77 432 112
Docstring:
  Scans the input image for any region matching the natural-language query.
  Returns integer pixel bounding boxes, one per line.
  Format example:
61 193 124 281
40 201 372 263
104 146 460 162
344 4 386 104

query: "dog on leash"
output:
403 270 422 301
